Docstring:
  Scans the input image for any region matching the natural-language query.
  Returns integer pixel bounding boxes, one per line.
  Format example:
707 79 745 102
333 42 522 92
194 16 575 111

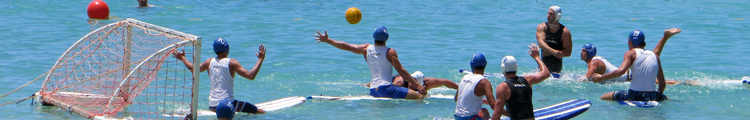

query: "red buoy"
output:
87 0 109 19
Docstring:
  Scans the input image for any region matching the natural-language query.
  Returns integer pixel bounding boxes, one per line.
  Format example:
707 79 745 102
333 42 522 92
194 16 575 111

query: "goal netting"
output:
39 18 202 119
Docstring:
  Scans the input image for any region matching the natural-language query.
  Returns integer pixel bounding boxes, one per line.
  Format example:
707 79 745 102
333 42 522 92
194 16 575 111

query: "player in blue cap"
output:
536 5 573 78
172 38 268 118
582 28 682 85
491 43 551 120
591 28 683 102
454 53 496 120
314 25 426 99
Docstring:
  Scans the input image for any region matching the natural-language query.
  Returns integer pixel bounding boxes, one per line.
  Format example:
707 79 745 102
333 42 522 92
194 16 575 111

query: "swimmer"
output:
536 6 573 78
581 28 683 85
591 30 670 101
491 43 551 120
314 26 426 99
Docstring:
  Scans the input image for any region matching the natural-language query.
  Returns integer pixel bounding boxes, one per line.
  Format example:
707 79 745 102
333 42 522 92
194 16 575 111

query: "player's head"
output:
138 0 148 7
581 43 596 62
501 56 517 74
216 99 235 120
470 53 487 71
214 38 230 54
373 25 389 44
629 30 645 49
548 6 562 23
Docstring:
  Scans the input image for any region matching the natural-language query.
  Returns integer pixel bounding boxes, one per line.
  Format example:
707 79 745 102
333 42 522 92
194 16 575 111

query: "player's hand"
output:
664 28 681 37
591 74 602 83
409 83 426 95
552 50 563 59
256 44 266 60
529 43 540 58
314 30 331 43
171 48 185 60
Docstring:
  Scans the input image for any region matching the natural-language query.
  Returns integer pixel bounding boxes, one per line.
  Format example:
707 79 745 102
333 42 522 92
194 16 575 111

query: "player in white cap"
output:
491 43 551 120
536 5 572 78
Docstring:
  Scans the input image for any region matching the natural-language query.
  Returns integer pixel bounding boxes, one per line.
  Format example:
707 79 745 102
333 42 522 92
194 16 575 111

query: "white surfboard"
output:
163 96 306 117
742 76 750 90
500 99 591 120
307 94 455 101
618 100 659 108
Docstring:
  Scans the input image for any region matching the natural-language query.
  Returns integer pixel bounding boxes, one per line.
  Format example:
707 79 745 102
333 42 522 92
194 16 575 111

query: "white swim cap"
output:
550 6 561 23
501 56 518 73
411 71 425 85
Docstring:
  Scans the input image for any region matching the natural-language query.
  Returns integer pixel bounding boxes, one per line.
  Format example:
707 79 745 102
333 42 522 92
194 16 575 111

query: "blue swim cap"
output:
470 53 487 69
373 25 389 42
583 43 596 60
213 38 229 53
216 99 235 119
629 30 645 47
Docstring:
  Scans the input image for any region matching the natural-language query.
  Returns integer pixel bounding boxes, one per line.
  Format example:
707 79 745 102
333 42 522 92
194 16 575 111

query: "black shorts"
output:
613 89 668 101
542 55 562 73
209 100 259 113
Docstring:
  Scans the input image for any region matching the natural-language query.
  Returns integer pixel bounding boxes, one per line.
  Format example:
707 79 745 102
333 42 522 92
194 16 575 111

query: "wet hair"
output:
473 66 486 71
374 41 385 45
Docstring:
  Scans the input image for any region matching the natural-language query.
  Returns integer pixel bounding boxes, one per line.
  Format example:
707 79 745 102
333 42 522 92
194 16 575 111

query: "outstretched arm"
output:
387 49 424 94
525 43 551 84
233 44 266 80
314 30 369 55
653 28 681 56
594 50 636 81
172 49 209 72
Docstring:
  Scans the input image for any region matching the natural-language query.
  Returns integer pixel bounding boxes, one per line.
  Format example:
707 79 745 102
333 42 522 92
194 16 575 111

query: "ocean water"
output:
1 0 749 119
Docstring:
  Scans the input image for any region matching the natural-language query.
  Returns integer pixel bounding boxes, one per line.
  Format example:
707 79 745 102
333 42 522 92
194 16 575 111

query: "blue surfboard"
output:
618 100 659 108
500 99 591 120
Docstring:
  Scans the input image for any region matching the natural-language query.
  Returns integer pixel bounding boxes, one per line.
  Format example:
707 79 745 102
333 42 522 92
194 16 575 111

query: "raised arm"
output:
594 50 636 81
387 49 424 93
653 28 681 56
232 44 266 80
314 30 369 55
562 27 573 57
524 43 551 84
172 49 209 72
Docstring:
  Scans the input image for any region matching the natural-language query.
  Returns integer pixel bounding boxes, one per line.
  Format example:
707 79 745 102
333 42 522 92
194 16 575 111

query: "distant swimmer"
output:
536 6 572 78
173 38 268 119
137 0 155 8
455 53 496 120
592 30 669 101
491 43 551 120
581 28 682 85
366 71 459 94
314 25 426 99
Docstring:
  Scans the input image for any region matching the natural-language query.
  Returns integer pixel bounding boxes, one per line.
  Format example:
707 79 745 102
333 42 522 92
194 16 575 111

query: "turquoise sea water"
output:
1 0 749 119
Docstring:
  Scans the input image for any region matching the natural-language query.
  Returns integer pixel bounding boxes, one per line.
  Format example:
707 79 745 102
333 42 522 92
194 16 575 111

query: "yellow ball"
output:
345 7 362 24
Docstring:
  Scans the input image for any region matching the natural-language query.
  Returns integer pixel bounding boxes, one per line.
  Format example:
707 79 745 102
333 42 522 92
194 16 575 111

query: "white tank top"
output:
455 74 485 117
592 56 629 83
629 49 658 91
366 45 393 89
208 58 234 106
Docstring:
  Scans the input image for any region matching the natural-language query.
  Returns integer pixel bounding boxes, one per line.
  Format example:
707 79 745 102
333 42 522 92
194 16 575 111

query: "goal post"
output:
40 18 201 119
